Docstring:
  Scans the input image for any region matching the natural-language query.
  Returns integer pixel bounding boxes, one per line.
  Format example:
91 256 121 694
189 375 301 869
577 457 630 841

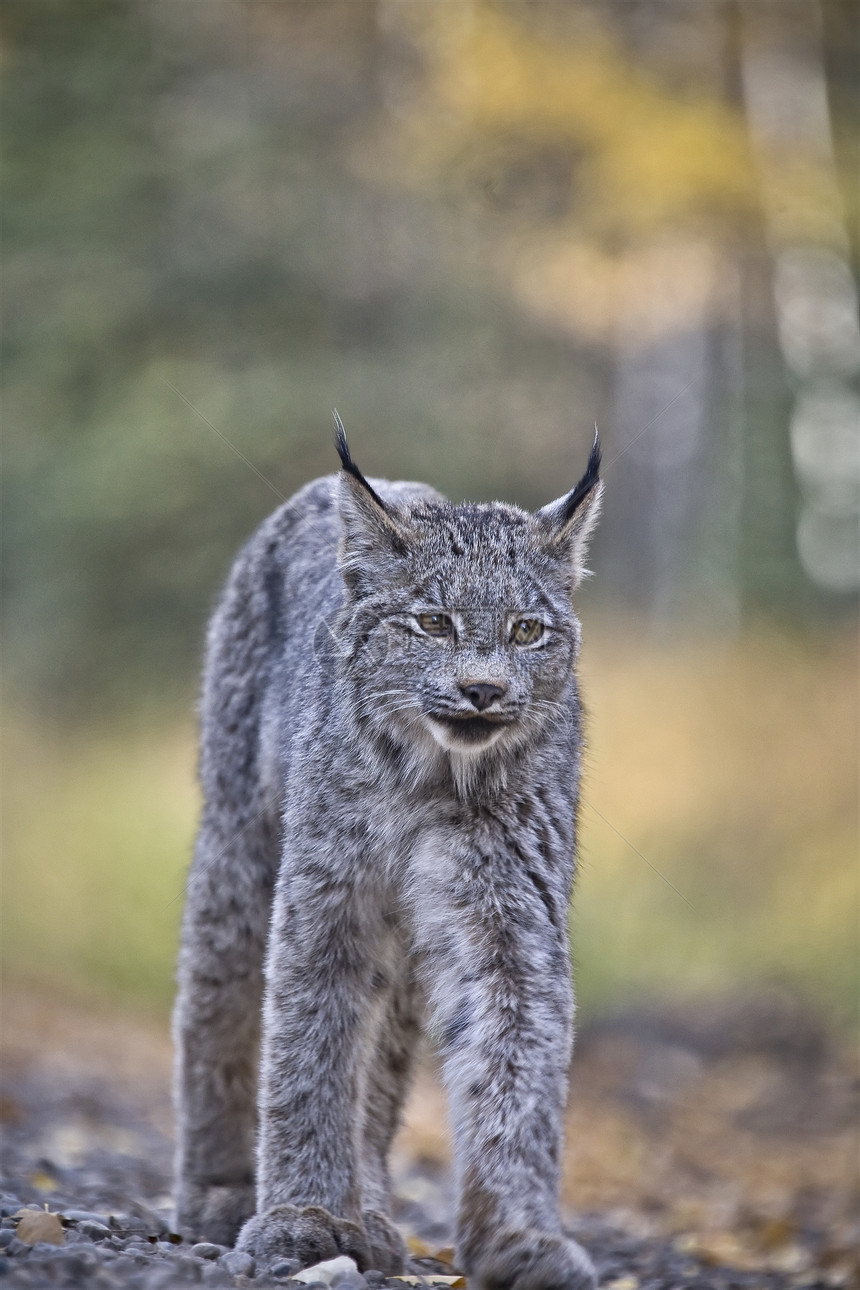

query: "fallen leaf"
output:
28 1170 57 1192
408 1236 432 1257
751 1216 797 1253
691 1232 760 1270
605 1279 639 1290
391 1278 465 1286
16 1211 64 1246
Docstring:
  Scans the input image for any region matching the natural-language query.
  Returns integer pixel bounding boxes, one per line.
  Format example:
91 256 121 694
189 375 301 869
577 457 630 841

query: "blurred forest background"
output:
3 0 858 1031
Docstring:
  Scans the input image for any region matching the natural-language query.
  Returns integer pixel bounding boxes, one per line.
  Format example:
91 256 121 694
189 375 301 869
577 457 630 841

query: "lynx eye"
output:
418 612 454 638
511 618 544 646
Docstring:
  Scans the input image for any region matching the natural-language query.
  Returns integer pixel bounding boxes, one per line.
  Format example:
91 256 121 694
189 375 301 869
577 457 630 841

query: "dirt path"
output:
1 986 856 1288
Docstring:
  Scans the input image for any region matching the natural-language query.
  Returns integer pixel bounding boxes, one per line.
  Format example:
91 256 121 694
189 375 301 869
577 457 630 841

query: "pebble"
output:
4 1237 32 1258
62 1209 111 1225
110 1213 150 1237
269 1259 302 1278
201 1265 234 1286
220 1248 255 1277
77 1220 113 1240
292 1255 360 1285
191 1242 227 1260
146 1269 192 1289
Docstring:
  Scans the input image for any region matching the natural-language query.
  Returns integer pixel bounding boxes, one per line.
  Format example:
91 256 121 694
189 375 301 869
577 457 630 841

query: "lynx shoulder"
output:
173 427 602 1290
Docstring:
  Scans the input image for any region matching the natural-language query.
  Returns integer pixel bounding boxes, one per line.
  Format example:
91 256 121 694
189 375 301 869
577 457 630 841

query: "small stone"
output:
0 1230 14 1249
20 1257 58 1281
78 1220 113 1241
30 1241 67 1257
363 1274 386 1287
270 1258 302 1278
191 1242 226 1260
147 1268 191 1290
178 1253 208 1269
202 1264 234 1286
62 1210 110 1226
126 1235 154 1249
333 1274 368 1290
293 1256 360 1286
110 1213 149 1237
57 1248 101 1276
221 1248 256 1277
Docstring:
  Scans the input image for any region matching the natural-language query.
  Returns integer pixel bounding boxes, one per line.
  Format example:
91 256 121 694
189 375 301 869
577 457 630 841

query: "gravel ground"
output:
1 989 856 1289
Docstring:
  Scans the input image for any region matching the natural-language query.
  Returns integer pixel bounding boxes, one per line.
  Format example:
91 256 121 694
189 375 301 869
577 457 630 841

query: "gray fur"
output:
173 431 602 1290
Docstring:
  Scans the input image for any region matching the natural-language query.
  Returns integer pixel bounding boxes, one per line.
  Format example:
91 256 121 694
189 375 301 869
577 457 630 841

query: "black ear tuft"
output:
333 409 356 475
332 410 389 513
534 429 603 586
557 427 600 529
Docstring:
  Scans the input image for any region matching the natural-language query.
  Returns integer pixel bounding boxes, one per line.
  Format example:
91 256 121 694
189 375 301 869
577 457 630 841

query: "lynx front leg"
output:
236 863 406 1275
414 845 595 1290
358 956 420 1272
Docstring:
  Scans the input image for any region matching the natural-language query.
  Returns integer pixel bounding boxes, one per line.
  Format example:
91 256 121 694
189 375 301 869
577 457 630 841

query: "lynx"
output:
173 424 602 1290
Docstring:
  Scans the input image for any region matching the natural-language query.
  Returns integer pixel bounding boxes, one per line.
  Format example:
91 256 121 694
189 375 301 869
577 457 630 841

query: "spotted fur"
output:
173 431 602 1289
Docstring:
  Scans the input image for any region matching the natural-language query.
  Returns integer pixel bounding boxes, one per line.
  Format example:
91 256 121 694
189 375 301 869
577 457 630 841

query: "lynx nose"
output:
460 682 507 711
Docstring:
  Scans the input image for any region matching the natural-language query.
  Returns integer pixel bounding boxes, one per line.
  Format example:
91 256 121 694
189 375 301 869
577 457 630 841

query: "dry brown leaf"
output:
16 1211 64 1246
408 1236 432 1257
391 1278 466 1287
689 1231 761 1270
753 1216 797 1252
434 1248 457 1267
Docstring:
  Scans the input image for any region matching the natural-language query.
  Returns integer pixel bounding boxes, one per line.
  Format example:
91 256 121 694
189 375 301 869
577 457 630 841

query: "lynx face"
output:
334 433 602 765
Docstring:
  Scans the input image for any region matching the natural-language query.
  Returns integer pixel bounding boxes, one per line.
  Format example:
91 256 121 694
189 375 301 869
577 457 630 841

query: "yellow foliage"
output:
379 5 758 237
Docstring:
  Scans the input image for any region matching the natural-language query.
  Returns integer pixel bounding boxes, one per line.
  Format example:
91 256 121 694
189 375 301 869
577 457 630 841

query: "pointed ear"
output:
334 413 411 593
535 430 603 588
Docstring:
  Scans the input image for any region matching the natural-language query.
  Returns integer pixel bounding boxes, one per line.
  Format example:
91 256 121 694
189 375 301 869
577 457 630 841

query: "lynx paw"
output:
470 1229 595 1290
362 1208 408 1275
174 1182 256 1246
236 1204 376 1272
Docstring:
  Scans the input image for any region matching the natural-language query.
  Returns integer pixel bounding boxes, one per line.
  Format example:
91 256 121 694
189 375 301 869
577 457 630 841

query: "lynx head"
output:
333 419 602 783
